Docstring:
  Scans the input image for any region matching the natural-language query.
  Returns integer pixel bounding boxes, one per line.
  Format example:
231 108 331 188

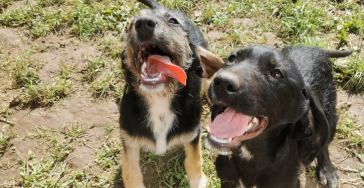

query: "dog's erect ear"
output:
293 88 330 165
195 46 225 78
138 0 164 9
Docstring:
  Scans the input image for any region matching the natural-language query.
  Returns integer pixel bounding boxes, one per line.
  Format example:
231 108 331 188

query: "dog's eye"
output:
169 18 179 24
271 69 283 78
228 55 236 62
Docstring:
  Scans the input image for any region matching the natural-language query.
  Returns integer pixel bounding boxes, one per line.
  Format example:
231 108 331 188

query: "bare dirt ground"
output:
0 2 364 188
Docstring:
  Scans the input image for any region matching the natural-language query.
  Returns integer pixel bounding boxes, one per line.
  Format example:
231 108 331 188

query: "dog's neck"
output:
144 92 176 154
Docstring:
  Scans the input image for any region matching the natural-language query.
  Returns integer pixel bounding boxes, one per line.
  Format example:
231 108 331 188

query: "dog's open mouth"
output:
207 107 269 149
138 44 187 87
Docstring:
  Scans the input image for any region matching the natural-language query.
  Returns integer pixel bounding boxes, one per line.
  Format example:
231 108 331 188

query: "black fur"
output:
207 46 352 188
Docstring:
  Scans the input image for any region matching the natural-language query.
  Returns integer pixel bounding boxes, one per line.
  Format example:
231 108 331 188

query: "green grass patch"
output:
159 0 194 14
90 61 124 98
273 0 335 42
10 53 42 88
82 55 106 82
19 77 71 107
0 0 139 39
37 0 65 7
0 105 13 119
336 103 364 151
141 151 190 188
333 53 364 94
95 138 122 169
0 0 18 13
201 4 232 29
18 123 91 187
100 35 123 59
209 44 237 61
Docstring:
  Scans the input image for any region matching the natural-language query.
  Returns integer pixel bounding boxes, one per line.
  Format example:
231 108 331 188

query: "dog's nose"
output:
213 72 240 96
135 17 157 41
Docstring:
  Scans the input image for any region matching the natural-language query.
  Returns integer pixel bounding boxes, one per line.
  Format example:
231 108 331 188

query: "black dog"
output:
119 0 224 187
203 45 352 188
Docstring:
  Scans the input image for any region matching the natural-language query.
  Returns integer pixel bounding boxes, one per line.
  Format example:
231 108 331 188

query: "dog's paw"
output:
316 164 340 188
189 174 208 188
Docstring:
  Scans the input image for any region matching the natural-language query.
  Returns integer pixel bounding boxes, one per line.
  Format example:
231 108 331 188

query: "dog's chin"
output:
139 83 166 93
139 72 168 93
204 106 269 155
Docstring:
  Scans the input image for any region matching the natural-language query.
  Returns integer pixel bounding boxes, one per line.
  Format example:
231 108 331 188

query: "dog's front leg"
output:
122 144 145 188
184 135 208 188
316 146 339 188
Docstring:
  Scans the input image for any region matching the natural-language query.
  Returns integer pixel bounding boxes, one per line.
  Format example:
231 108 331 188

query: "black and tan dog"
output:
119 0 223 187
203 45 352 188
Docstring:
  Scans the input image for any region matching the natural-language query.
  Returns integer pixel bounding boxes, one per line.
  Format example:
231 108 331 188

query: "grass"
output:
4 50 72 107
95 138 122 170
141 152 189 187
333 53 364 94
0 105 13 119
16 123 124 187
0 125 17 156
0 0 139 39
18 77 71 107
100 35 123 59
82 55 106 82
0 0 363 187
90 61 124 98
0 0 22 13
10 52 42 88
336 103 364 150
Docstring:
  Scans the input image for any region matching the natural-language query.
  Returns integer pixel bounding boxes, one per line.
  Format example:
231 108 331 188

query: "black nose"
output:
135 17 157 41
213 72 240 96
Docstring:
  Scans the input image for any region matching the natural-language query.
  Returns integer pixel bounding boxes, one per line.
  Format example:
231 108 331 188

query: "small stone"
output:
9 95 21 107
59 42 66 48
11 146 16 151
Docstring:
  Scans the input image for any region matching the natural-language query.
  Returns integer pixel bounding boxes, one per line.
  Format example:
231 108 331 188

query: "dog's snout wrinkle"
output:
135 17 157 41
213 72 240 97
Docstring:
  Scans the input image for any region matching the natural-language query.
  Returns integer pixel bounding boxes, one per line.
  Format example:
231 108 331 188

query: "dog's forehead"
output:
233 46 291 67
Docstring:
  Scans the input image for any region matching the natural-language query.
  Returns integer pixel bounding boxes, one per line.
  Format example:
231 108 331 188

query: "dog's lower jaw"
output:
203 138 233 155
139 83 166 93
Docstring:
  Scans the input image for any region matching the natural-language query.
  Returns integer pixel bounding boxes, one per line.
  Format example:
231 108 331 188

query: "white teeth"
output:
210 135 232 144
252 117 259 125
141 63 147 74
246 122 253 131
224 108 228 113
246 117 260 132
143 77 160 82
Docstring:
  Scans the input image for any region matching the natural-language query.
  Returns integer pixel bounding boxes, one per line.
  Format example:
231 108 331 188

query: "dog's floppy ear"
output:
138 0 163 9
195 46 225 78
293 87 330 165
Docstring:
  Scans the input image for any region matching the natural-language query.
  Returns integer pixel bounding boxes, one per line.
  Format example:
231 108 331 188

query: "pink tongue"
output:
147 55 187 86
210 108 252 139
